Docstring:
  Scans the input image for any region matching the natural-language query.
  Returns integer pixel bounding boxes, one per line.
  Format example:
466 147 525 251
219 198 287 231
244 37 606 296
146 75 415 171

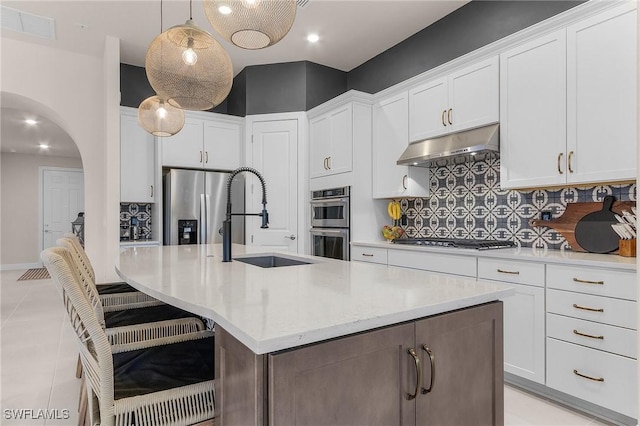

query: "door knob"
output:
284 235 296 240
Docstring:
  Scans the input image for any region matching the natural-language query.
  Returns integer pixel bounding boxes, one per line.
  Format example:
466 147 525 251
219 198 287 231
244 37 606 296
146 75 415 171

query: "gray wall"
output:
347 0 584 93
121 1 584 115
120 63 229 114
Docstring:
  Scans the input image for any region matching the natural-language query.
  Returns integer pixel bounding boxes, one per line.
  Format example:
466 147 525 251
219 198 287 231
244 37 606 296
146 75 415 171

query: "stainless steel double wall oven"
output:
310 187 350 261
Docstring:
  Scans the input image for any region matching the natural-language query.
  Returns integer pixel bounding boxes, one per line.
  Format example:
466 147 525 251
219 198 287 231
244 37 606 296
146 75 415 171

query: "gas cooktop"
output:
392 238 516 250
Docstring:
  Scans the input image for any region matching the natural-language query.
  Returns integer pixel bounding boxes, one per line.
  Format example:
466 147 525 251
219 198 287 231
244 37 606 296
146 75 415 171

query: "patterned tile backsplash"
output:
120 203 153 240
399 154 636 250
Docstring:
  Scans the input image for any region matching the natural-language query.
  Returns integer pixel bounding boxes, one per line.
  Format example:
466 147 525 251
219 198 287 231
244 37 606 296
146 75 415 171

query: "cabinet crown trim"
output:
307 89 374 118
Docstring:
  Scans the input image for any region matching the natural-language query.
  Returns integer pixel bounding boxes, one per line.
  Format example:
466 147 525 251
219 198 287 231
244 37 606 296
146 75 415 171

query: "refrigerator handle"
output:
205 194 211 245
200 193 206 244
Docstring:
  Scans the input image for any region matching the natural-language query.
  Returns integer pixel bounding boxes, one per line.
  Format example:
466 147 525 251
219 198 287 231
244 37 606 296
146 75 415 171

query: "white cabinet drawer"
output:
547 338 637 419
547 264 636 301
547 289 637 330
478 258 544 287
547 313 637 359
351 246 388 265
387 249 476 277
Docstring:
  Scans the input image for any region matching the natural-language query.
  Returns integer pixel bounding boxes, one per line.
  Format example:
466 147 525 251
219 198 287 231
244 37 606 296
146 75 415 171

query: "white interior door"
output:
43 169 84 250
249 120 298 252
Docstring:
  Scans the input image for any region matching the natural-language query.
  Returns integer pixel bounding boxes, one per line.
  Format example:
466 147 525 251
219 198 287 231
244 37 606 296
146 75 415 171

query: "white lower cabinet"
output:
387 248 476 277
350 245 388 265
547 338 637 419
546 263 637 420
479 258 545 384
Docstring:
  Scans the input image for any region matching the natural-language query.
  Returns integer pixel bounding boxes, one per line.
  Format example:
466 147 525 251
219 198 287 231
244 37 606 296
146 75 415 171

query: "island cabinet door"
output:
269 322 416 426
415 302 504 426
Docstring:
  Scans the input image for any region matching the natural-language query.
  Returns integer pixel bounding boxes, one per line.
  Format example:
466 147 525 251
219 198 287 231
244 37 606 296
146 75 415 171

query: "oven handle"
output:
309 228 349 236
310 197 350 205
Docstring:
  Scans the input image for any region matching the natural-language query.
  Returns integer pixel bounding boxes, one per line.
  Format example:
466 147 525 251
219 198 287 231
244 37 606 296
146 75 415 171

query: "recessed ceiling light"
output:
307 34 319 43
218 5 232 15
25 119 37 125
39 143 49 149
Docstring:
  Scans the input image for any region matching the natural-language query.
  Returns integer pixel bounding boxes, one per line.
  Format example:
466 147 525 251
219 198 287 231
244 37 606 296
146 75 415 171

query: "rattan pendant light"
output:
138 95 185 137
138 0 185 137
204 0 297 50
145 0 233 111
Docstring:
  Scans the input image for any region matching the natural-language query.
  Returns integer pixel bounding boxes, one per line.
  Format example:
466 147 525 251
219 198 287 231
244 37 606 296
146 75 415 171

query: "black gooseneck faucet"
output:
222 167 269 262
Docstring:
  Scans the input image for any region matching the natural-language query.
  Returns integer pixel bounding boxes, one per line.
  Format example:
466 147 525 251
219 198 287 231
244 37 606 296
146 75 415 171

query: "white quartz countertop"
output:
352 241 637 271
116 244 513 354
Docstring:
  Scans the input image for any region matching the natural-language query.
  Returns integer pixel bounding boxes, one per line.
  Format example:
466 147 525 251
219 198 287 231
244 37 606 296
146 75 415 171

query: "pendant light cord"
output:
189 0 193 19
160 0 163 32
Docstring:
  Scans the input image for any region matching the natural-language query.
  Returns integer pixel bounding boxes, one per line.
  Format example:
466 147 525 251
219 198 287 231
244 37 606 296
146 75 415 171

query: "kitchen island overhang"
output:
115 243 513 354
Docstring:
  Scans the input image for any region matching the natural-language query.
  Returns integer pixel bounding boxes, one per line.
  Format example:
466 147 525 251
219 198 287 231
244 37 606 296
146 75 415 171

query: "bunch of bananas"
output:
387 200 402 221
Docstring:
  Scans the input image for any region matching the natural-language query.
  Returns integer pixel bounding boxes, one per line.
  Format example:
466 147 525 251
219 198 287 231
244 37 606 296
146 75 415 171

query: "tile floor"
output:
0 269 613 425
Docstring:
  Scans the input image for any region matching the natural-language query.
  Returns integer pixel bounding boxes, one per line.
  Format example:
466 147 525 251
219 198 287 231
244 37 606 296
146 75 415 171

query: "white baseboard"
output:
0 262 42 271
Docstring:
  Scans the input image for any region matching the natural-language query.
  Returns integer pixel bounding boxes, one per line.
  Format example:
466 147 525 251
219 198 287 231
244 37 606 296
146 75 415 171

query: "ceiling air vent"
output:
296 0 312 8
1 5 56 40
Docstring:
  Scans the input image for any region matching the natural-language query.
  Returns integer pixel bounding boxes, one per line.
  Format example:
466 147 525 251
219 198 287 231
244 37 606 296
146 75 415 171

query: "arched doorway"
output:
0 92 84 269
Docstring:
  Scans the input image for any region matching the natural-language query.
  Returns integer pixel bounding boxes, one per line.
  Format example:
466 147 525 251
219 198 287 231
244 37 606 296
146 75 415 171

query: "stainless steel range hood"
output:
397 123 499 167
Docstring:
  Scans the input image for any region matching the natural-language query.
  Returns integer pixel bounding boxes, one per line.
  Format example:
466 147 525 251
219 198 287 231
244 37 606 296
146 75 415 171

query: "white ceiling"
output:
0 0 469 158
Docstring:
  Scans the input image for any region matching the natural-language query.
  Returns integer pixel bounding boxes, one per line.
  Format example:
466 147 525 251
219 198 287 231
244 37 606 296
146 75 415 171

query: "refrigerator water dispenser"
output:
178 219 198 245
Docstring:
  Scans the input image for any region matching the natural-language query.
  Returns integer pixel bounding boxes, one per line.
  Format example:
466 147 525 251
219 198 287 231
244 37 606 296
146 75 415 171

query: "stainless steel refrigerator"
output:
163 169 244 245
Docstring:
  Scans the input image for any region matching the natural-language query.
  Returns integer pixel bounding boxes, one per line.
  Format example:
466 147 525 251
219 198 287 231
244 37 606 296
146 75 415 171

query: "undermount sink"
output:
234 255 312 268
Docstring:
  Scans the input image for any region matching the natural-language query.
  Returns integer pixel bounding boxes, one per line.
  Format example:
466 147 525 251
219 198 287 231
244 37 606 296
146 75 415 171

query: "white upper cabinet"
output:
120 107 156 203
566 2 637 184
162 112 242 171
409 56 499 142
309 103 353 179
203 120 241 170
161 117 204 169
373 91 429 199
501 2 637 189
500 30 567 189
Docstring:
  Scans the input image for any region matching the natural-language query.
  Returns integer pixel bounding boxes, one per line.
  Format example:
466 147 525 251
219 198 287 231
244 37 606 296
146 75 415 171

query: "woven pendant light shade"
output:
204 0 297 50
145 19 233 111
138 96 185 137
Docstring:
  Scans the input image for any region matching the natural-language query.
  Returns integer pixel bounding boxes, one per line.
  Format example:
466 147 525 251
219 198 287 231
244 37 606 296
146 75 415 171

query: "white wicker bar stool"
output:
41 247 215 426
60 234 162 312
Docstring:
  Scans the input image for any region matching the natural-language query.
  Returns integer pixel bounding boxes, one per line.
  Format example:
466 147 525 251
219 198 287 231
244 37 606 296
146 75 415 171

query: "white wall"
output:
1 37 121 281
0 153 83 268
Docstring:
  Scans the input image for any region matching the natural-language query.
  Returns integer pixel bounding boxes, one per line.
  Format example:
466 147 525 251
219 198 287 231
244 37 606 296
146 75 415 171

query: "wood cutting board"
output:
529 199 636 252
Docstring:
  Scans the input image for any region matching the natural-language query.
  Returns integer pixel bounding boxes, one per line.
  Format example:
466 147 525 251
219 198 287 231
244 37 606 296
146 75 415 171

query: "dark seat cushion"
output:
96 282 138 294
113 336 214 400
104 304 195 328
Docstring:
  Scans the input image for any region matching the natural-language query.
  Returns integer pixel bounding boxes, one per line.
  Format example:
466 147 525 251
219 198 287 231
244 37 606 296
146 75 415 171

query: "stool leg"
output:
75 354 83 379
77 377 87 426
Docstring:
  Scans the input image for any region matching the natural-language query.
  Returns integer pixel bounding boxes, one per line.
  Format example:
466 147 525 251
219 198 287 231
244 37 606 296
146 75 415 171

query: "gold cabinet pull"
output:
406 348 421 400
497 269 520 275
573 277 604 285
200 150 203 163
557 153 564 174
323 157 328 170
573 329 604 340
205 151 209 164
447 108 452 125
328 156 331 169
568 151 574 173
573 303 604 313
361 253 374 257
402 175 408 190
150 185 154 198
573 369 604 382
421 345 435 394
442 110 447 127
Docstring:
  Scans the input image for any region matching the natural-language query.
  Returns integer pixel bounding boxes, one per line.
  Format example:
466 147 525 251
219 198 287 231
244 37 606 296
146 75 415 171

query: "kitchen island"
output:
116 243 513 426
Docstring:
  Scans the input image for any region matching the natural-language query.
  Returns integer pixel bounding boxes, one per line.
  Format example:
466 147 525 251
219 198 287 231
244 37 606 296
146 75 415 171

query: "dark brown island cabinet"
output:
215 301 504 426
